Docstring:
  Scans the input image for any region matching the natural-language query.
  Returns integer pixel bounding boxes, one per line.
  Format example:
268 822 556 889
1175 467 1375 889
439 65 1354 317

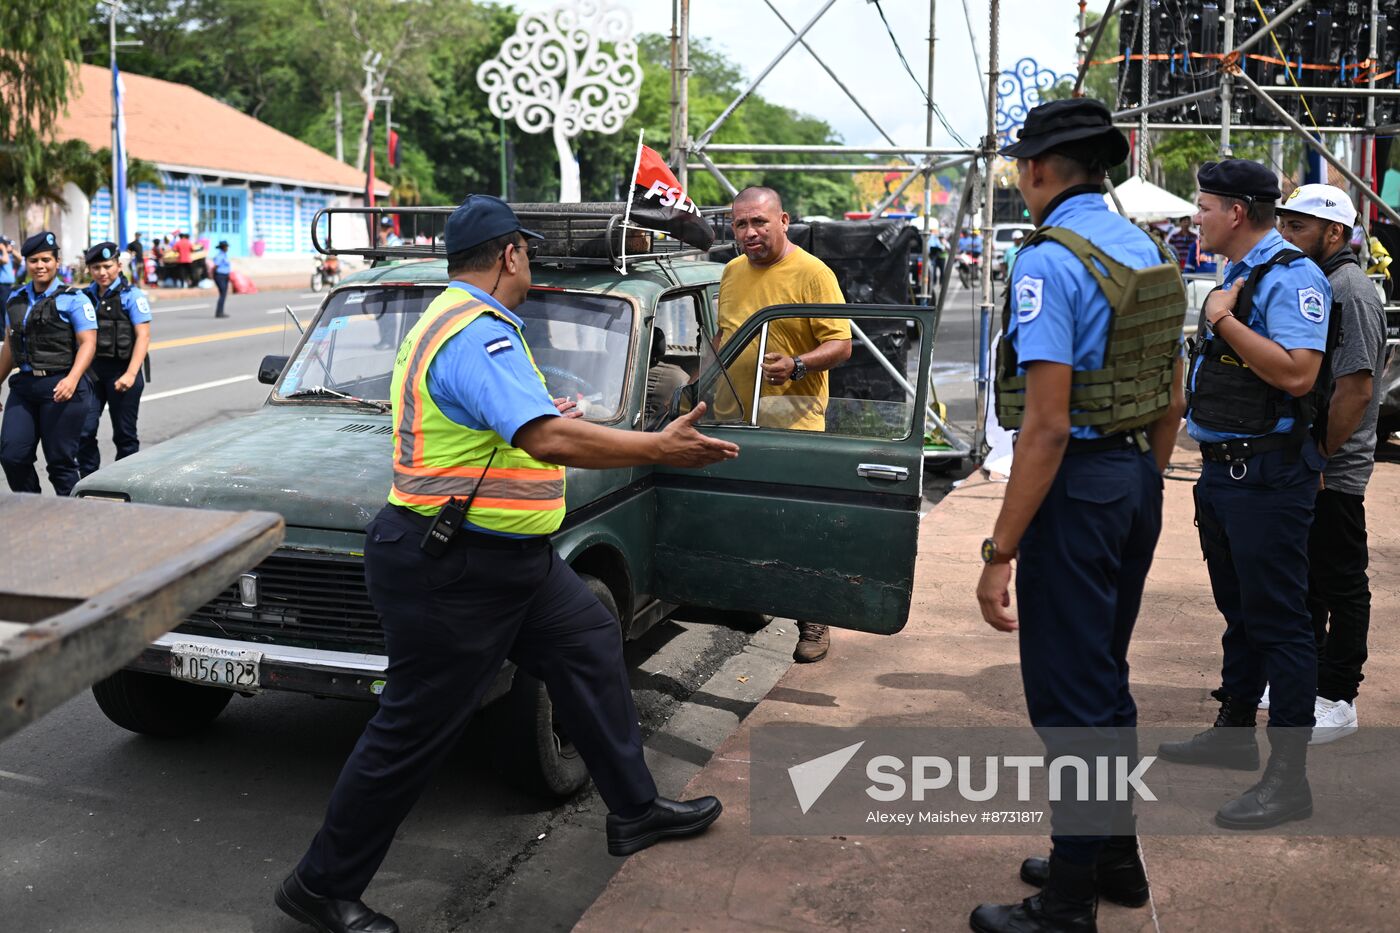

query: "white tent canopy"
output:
1104 176 1198 223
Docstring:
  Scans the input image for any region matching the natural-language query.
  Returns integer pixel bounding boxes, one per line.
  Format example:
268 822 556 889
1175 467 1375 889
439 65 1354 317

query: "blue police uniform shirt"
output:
1006 191 1170 440
9 279 97 372
0 257 18 285
83 276 153 325
1185 228 1331 443
425 281 560 536
211 249 232 275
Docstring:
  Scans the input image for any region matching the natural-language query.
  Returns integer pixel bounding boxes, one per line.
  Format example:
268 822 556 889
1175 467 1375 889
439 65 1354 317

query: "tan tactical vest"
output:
995 226 1185 434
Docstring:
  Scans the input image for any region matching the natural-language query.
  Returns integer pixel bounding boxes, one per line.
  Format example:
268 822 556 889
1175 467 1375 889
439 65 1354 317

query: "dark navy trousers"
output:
1016 447 1163 865
297 505 657 900
1196 447 1320 728
78 358 144 476
1 371 93 496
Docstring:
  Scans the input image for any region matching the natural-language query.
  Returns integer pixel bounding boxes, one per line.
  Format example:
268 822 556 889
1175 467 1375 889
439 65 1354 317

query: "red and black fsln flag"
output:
629 145 714 250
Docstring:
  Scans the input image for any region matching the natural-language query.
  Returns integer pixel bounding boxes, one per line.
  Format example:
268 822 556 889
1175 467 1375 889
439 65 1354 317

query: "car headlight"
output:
76 491 131 502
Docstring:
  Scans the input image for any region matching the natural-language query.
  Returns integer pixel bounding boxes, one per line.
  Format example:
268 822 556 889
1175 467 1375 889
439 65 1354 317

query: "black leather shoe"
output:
1215 731 1312 830
971 855 1097 932
1157 695 1260 770
1019 836 1149 908
274 872 399 933
606 796 722 856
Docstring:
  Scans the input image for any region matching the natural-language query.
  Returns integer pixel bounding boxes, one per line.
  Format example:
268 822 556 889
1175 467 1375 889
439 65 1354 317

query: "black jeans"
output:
78 358 144 476
1307 488 1370 703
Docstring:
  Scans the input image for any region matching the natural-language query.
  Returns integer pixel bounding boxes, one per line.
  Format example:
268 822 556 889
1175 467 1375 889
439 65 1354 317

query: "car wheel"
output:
494 574 617 799
91 670 234 738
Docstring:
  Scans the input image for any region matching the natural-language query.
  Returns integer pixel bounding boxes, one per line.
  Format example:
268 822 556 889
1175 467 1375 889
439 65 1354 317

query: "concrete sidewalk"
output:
578 446 1400 932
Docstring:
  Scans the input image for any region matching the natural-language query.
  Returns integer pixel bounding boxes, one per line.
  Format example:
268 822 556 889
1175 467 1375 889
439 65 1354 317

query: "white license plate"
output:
170 642 261 689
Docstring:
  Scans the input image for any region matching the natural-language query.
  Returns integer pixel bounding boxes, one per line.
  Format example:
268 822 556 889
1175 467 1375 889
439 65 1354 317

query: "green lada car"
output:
74 235 938 796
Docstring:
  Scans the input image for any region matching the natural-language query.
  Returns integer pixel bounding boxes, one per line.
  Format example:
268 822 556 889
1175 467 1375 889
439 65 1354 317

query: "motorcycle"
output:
310 255 341 292
956 251 980 289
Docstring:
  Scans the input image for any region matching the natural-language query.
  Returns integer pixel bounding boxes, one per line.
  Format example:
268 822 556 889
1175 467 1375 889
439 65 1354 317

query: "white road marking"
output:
148 303 207 313
267 303 321 314
144 374 256 401
297 291 322 298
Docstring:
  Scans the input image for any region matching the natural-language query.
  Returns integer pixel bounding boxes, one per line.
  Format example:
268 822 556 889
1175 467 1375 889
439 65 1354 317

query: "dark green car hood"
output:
73 407 396 530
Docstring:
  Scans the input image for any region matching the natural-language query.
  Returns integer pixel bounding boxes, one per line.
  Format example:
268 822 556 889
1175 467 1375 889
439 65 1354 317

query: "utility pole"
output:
335 91 345 163
105 0 140 246
1219 6 1234 157
357 50 384 173
670 0 691 188
921 0 937 303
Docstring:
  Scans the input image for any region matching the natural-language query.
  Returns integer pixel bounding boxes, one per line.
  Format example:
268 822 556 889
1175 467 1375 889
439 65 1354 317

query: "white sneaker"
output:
1258 685 1270 710
1310 697 1358 745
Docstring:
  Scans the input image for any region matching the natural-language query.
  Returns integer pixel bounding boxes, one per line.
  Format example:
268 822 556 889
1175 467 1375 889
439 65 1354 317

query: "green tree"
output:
1 0 90 229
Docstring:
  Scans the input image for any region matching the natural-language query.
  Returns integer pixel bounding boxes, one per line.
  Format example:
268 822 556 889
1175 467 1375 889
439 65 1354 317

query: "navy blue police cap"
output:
998 98 1129 166
1197 159 1280 203
444 195 544 255
85 241 120 264
21 231 59 258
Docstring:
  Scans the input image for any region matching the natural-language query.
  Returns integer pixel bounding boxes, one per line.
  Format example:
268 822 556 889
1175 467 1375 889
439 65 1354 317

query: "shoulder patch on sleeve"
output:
484 336 514 356
135 294 151 317
1014 274 1045 323
1297 286 1325 323
82 304 97 323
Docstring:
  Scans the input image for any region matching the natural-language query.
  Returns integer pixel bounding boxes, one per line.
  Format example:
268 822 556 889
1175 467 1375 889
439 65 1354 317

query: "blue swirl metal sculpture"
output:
997 57 1069 143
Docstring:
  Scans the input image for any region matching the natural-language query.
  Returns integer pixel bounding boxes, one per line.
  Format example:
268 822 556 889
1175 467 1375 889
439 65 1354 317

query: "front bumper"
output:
131 632 390 701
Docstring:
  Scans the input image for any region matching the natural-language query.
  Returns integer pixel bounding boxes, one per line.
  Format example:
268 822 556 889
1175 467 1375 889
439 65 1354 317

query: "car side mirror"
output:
258 354 289 385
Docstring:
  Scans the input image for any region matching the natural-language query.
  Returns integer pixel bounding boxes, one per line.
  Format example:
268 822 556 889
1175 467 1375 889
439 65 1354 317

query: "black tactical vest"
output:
92 281 136 360
1186 248 1338 441
5 287 77 371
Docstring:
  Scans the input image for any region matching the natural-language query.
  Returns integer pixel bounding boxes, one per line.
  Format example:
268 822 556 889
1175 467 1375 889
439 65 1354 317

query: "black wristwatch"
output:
981 537 1015 565
790 356 808 382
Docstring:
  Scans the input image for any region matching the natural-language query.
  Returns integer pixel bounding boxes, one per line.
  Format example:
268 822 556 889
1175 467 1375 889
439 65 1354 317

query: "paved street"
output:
2 276 986 932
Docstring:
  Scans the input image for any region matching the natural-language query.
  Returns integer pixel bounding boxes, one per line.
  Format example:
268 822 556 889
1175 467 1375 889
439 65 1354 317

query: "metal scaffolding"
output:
667 0 1399 466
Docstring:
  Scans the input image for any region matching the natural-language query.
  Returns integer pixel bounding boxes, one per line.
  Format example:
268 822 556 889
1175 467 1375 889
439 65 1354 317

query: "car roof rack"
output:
311 203 718 271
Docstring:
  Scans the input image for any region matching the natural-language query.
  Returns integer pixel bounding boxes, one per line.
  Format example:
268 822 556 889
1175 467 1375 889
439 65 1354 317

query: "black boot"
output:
971 854 1097 932
1157 694 1260 770
1019 835 1149 908
1215 730 1312 829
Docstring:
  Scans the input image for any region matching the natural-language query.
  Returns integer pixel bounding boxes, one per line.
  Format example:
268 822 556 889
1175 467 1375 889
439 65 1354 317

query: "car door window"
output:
698 313 920 440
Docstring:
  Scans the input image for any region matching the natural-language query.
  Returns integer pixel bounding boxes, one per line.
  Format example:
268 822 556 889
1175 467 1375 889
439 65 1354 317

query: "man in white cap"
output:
1277 183 1387 744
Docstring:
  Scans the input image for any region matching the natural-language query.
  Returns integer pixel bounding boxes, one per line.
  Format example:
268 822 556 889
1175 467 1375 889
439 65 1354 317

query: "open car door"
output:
652 303 935 635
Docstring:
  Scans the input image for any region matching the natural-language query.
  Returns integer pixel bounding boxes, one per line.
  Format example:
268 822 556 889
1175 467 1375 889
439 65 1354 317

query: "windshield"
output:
274 285 635 422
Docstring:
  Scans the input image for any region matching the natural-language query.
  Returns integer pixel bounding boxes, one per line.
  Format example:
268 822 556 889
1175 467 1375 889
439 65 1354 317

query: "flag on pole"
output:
627 141 713 250
112 61 129 247
366 142 377 208
388 129 400 168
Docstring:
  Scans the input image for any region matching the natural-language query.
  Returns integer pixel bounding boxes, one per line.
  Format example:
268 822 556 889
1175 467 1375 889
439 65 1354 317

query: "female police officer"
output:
0 231 98 495
79 241 152 476
973 99 1186 933
1156 160 1331 831
277 196 739 933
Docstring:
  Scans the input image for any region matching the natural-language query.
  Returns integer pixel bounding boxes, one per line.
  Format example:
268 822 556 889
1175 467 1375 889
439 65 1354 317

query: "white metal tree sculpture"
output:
477 0 641 202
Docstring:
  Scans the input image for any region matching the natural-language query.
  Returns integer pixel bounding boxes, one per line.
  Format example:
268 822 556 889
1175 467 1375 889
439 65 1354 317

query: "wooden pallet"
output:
0 495 283 742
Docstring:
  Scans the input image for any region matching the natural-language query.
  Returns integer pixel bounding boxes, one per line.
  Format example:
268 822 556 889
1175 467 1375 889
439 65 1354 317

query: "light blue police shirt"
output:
1185 228 1331 443
8 280 97 373
425 281 560 536
0 257 18 285
211 248 232 275
83 276 153 326
1006 191 1170 440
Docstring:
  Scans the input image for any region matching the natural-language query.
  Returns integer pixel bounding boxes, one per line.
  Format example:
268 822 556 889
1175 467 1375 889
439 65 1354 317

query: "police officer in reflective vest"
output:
277 196 740 933
0 231 98 495
79 241 152 476
973 99 1186 933
1157 160 1331 831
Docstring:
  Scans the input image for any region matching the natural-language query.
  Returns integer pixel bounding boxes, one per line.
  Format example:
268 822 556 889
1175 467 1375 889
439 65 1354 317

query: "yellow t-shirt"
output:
716 246 849 431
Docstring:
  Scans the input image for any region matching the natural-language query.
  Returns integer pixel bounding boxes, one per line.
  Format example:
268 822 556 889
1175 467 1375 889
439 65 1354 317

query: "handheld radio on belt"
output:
420 448 498 556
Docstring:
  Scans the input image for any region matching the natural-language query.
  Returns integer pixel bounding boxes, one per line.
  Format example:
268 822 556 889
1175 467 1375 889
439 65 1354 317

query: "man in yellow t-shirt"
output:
716 187 851 433
717 186 851 665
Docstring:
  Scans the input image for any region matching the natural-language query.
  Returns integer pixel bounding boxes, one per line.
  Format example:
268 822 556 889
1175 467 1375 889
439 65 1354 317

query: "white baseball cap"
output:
1278 183 1358 227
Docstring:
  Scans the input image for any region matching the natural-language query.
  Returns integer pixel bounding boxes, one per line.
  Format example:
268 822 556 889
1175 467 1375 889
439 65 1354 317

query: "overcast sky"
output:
505 0 1086 151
